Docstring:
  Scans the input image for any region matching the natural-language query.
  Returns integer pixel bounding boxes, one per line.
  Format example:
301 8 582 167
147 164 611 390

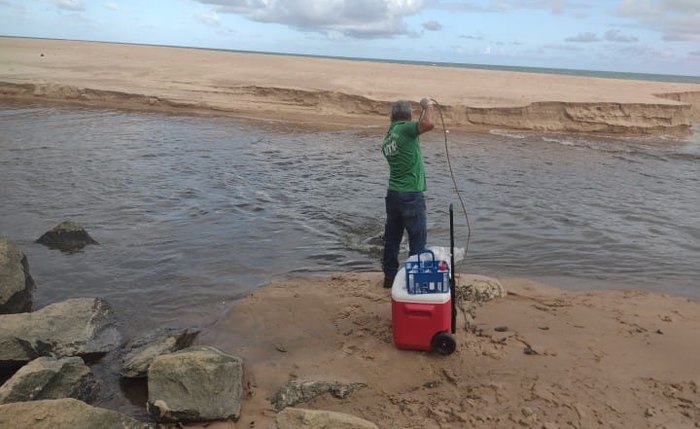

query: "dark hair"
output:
391 100 412 122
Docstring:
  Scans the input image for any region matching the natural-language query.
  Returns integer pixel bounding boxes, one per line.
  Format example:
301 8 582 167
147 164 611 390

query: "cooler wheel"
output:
431 332 456 355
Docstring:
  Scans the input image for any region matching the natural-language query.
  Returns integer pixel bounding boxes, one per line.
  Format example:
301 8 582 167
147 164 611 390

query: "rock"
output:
272 380 367 411
442 368 458 384
0 398 151 428
35 220 98 252
523 344 546 356
147 346 244 422
456 275 507 304
271 407 379 429
120 326 200 378
0 356 98 404
0 298 120 366
0 239 36 314
521 406 534 417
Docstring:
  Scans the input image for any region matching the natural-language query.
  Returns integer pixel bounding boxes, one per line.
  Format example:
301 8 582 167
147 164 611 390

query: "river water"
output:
1 104 699 409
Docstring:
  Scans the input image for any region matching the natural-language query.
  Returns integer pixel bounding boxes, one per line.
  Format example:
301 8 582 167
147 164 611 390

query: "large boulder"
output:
0 298 120 366
272 380 367 411
0 398 152 429
0 239 35 314
272 408 379 429
147 346 244 422
0 356 99 404
120 326 200 378
35 220 98 252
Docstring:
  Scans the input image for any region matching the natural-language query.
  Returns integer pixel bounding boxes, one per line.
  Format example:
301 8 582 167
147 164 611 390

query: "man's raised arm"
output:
418 98 435 135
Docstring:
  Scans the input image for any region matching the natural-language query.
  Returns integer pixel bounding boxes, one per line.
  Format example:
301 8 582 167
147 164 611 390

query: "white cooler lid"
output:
391 251 451 304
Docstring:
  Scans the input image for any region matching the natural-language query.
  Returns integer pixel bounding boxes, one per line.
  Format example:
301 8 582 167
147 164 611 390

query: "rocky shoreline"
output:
0 230 387 428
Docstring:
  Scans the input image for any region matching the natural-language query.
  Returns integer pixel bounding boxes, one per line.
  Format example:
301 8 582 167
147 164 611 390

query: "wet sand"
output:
191 273 700 428
1 37 699 134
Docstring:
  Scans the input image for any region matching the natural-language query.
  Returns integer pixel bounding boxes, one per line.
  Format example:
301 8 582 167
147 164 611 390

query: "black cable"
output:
429 100 471 262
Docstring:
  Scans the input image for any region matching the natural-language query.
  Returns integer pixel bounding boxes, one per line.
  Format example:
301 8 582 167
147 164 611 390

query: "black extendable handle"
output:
449 203 456 334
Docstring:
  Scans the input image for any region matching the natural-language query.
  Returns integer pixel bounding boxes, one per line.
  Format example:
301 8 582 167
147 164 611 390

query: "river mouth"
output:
1 103 699 414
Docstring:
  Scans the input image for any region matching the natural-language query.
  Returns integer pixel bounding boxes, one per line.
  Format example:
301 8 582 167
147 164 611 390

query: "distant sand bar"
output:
1 37 699 134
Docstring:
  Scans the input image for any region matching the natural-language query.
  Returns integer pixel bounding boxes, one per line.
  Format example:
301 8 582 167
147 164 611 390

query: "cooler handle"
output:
403 303 435 318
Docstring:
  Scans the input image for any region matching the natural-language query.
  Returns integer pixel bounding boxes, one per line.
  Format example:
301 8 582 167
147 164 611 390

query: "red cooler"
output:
391 251 456 354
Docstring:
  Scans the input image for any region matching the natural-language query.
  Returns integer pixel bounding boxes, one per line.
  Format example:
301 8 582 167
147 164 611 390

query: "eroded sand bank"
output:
1 37 699 134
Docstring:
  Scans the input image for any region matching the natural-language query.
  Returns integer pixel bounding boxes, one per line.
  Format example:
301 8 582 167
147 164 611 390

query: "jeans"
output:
382 190 427 280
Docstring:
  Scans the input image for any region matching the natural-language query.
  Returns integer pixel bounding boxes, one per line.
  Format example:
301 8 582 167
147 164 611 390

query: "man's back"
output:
382 120 426 193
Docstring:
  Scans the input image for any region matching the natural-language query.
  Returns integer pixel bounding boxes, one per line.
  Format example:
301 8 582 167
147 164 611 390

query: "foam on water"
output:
490 129 527 139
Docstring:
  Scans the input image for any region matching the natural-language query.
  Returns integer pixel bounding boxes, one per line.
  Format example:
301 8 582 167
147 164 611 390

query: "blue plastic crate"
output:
405 250 450 295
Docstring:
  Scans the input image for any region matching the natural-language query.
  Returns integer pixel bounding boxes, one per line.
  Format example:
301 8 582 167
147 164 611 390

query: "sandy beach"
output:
1 37 699 134
2 36 700 428
190 273 700 429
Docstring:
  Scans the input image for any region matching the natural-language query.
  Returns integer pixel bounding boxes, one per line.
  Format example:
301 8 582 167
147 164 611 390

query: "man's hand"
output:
420 97 434 109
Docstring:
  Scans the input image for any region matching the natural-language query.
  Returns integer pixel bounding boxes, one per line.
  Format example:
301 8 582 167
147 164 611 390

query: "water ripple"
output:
1 103 699 330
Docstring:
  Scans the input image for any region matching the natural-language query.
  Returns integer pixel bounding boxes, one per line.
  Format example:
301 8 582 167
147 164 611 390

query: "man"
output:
381 98 436 288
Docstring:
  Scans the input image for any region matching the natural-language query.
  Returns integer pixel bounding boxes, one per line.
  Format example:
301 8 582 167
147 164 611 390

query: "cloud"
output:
617 0 700 42
196 11 221 27
612 44 675 60
663 20 700 41
691 50 700 57
616 0 700 17
422 20 442 31
604 29 637 43
485 0 590 15
543 43 584 51
549 0 565 14
53 0 84 11
565 32 599 42
424 0 488 12
0 0 28 17
104 2 118 10
459 33 484 40
61 12 95 28
196 0 424 39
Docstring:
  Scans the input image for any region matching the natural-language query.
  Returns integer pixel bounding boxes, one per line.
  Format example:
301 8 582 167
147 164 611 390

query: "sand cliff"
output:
1 37 699 135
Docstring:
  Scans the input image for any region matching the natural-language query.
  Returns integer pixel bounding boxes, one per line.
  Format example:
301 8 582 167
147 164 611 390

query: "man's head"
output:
391 100 412 123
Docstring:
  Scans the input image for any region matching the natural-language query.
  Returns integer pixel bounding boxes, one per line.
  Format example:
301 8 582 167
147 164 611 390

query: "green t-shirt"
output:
381 121 426 192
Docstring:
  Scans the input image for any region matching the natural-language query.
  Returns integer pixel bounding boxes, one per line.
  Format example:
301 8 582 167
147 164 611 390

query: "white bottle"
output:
438 260 449 292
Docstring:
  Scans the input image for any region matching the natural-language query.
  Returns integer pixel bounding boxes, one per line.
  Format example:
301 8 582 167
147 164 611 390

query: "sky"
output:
1 0 699 76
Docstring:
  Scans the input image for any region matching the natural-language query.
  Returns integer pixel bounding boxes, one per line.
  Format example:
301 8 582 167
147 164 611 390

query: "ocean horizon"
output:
3 34 700 85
